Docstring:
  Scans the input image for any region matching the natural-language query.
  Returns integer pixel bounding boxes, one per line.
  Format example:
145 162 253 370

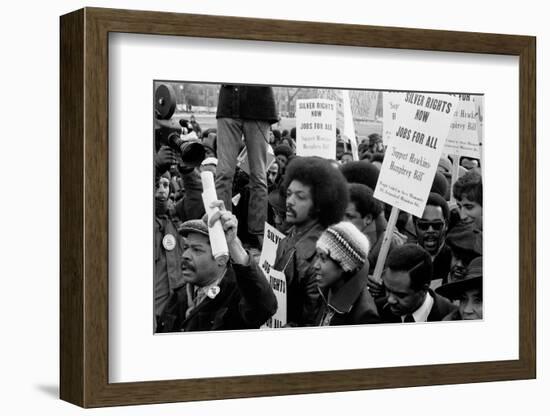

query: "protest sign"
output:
444 94 482 159
315 89 344 132
382 92 406 146
259 223 285 276
473 95 484 160
342 90 359 160
296 98 337 159
362 91 380 121
263 268 287 329
374 92 459 218
259 223 287 328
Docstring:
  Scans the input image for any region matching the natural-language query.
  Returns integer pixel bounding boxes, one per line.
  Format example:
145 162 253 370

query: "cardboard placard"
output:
444 94 482 159
374 92 459 217
259 223 287 328
342 90 359 160
382 92 406 146
296 98 337 159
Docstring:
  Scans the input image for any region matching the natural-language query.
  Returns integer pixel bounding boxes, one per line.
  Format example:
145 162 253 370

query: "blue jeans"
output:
215 118 269 236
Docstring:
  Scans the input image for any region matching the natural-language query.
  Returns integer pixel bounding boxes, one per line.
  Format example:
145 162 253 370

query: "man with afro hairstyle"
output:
273 156 349 326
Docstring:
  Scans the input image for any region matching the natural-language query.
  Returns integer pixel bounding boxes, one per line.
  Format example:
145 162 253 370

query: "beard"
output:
155 197 168 216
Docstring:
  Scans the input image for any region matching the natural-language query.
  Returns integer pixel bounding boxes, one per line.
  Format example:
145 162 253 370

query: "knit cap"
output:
316 221 370 272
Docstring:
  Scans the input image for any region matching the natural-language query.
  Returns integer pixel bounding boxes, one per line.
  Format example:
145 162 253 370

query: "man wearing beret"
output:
156 201 277 332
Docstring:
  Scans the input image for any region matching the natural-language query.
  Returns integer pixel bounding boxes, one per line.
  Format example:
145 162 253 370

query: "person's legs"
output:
215 118 243 212
243 120 269 237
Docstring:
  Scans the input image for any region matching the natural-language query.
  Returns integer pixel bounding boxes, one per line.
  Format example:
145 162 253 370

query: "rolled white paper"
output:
200 171 229 264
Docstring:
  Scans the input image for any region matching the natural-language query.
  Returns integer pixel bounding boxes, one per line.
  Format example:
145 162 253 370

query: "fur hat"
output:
316 221 370 272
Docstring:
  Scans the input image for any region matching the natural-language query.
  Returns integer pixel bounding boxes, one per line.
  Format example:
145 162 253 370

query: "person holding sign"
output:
344 183 406 276
156 202 277 332
273 157 349 326
313 222 380 326
378 244 456 323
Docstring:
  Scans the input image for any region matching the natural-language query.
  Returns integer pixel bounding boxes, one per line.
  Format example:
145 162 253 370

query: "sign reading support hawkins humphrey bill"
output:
296 98 337 159
444 94 482 159
374 92 459 217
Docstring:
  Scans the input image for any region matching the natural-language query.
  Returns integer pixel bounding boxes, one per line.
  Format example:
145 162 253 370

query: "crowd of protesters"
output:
153 84 484 332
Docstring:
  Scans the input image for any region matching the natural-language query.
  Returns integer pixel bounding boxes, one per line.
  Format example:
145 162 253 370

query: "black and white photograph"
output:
153 81 484 333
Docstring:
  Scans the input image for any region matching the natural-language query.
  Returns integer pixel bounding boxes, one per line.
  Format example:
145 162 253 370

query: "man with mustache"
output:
156 201 277 332
379 244 456 323
153 146 184 322
413 192 452 288
273 157 349 326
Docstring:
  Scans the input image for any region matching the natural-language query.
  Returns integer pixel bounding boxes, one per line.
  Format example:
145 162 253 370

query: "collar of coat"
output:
290 221 324 256
181 266 235 323
318 263 369 314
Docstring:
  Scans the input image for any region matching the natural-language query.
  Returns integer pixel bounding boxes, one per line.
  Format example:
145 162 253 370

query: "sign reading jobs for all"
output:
296 98 337 159
374 92 459 218
259 223 287 329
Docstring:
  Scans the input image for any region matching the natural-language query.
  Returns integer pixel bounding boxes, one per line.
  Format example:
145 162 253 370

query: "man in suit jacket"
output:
157 202 277 332
378 244 456 323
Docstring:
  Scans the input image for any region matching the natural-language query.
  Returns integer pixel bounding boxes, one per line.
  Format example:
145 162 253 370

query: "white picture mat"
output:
108 33 519 383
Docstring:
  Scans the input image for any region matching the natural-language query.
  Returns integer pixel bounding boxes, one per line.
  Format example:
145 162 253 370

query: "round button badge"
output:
162 234 176 251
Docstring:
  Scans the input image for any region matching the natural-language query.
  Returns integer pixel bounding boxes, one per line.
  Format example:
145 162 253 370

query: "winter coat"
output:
216 85 278 124
314 264 380 326
157 259 277 332
273 222 325 326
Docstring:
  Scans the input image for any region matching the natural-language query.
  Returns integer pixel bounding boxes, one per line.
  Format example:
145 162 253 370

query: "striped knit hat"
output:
316 221 371 272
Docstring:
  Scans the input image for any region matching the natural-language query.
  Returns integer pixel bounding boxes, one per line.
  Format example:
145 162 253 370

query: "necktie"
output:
404 314 415 323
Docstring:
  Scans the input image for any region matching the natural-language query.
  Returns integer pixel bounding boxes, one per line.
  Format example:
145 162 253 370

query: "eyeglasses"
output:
416 220 445 231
